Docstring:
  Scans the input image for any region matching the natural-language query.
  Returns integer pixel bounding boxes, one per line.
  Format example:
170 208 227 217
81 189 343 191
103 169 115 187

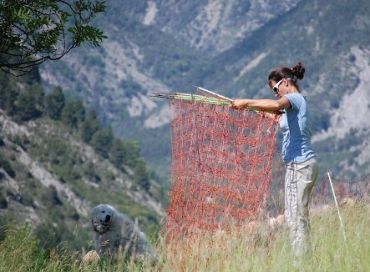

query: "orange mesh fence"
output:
164 97 279 238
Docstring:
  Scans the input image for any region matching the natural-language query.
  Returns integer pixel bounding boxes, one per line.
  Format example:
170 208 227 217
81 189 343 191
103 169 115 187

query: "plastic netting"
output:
164 98 279 238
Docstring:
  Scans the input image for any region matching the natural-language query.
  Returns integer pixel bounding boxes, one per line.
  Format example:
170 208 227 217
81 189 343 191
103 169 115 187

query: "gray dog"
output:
91 204 157 261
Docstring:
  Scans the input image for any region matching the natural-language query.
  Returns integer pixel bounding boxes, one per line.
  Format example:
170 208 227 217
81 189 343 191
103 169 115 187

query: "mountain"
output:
39 0 304 176
104 0 301 54
200 0 370 178
0 71 164 249
40 0 370 181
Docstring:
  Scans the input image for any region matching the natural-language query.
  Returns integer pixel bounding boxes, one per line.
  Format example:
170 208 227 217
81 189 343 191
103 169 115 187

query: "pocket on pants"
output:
296 163 316 184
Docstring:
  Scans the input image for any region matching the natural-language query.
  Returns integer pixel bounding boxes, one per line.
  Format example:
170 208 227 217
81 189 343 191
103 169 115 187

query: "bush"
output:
0 85 19 116
0 152 16 178
122 140 141 168
11 135 29 151
14 85 44 121
80 110 101 143
83 162 101 183
0 135 5 147
20 191 35 208
44 87 65 120
110 139 127 171
133 159 150 191
61 99 85 129
0 189 8 209
90 127 113 158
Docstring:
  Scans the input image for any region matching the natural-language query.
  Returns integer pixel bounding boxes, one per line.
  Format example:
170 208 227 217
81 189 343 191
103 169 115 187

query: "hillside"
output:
40 0 370 182
103 0 301 54
0 71 164 250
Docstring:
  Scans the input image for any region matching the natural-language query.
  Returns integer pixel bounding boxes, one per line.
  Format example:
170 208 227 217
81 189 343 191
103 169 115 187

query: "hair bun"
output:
291 62 305 80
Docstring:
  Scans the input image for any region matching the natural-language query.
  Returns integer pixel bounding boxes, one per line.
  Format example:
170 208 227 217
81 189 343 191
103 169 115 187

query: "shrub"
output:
90 127 113 159
61 100 85 129
44 87 65 120
0 189 8 209
14 85 44 121
80 110 100 143
0 152 16 178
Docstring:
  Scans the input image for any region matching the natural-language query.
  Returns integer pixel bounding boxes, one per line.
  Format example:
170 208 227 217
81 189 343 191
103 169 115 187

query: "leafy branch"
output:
0 0 107 75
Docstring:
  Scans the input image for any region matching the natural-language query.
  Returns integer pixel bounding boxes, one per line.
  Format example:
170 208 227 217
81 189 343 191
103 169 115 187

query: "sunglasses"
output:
272 79 284 93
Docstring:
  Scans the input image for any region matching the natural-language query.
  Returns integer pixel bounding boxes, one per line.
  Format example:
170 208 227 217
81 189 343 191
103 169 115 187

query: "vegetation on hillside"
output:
0 71 154 191
0 69 164 251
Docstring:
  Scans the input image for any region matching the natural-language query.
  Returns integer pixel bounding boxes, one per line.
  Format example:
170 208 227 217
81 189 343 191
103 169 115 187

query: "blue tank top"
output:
279 93 315 163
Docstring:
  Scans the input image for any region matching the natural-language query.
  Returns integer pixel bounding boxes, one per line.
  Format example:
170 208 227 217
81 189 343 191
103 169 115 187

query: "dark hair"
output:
268 62 305 91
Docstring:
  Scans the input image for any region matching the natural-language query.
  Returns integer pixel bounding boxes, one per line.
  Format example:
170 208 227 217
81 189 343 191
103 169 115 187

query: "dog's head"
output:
91 204 116 234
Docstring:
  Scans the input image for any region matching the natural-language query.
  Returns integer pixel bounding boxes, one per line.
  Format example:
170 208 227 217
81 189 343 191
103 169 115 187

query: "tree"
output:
123 140 141 168
90 127 113 158
0 152 16 178
44 86 65 120
133 159 150 191
61 99 85 129
80 110 100 143
110 139 127 170
0 71 19 114
0 84 18 115
14 84 44 121
0 0 106 74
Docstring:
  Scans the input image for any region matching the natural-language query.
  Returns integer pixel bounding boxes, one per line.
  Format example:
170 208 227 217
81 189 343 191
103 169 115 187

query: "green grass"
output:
0 202 369 271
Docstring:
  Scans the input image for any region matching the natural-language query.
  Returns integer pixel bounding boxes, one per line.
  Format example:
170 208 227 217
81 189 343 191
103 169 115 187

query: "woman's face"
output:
269 79 290 98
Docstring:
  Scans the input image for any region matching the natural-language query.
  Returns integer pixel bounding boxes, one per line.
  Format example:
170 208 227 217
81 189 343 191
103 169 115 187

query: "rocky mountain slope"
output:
108 0 301 53
0 72 164 249
40 0 370 181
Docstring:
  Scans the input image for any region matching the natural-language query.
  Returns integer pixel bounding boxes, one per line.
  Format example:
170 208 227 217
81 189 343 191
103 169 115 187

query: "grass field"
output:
0 201 369 271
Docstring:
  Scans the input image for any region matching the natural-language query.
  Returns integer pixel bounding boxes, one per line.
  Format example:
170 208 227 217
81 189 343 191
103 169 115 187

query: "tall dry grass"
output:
0 202 369 271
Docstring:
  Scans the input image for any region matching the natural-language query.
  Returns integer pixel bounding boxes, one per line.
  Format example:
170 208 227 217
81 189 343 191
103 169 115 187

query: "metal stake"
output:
327 171 347 242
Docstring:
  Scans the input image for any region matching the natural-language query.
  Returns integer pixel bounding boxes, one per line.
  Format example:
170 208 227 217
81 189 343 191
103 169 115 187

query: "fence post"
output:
327 171 347 242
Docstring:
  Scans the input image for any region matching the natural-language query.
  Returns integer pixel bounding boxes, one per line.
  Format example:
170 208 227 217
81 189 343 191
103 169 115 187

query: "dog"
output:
90 204 157 262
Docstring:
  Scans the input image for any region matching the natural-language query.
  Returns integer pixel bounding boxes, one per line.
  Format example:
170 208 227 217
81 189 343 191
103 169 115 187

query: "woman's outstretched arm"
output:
232 97 291 111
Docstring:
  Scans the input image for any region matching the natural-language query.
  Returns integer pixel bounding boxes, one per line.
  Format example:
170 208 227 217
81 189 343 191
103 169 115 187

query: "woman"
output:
232 62 319 260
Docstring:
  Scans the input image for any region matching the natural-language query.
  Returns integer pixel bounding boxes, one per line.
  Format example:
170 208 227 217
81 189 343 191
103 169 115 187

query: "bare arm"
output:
232 97 291 111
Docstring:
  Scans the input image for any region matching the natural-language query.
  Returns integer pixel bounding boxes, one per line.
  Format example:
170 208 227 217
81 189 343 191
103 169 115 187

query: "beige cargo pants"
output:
285 158 319 259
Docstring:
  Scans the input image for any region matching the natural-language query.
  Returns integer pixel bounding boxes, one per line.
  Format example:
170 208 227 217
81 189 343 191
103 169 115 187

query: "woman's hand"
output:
231 99 249 109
